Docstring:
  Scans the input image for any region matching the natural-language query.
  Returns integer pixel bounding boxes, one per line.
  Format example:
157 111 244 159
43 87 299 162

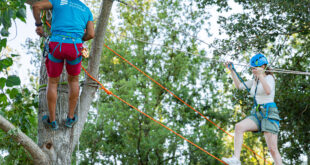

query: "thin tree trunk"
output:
72 0 114 150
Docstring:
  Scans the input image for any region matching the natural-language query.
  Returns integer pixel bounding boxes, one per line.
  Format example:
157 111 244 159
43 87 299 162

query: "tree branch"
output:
26 0 39 5
0 115 49 165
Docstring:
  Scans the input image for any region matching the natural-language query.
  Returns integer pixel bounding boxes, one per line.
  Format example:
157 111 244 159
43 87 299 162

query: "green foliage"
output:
0 0 26 52
0 53 38 164
0 1 37 163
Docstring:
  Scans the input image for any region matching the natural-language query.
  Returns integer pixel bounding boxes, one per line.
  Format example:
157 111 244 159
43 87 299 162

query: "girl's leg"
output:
234 118 258 159
264 132 283 165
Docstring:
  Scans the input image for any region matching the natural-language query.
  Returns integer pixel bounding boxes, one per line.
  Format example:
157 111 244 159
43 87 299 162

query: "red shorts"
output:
46 42 83 77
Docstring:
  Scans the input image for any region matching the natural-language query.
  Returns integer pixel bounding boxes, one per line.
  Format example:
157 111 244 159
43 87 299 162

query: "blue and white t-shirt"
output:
49 0 93 38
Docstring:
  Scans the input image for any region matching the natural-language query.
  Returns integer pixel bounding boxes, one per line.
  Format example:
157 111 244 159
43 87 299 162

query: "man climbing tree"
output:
32 0 95 129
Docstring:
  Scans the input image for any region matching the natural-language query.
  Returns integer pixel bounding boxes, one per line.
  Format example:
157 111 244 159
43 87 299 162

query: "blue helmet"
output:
250 53 268 67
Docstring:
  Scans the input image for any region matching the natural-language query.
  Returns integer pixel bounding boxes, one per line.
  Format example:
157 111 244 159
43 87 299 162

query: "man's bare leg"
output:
47 77 60 122
68 75 79 119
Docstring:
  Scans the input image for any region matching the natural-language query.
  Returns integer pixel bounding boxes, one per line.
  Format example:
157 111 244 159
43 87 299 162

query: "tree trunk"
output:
36 0 114 164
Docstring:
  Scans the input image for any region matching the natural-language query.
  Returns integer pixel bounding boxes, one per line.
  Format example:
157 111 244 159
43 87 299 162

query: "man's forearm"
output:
32 1 53 25
82 33 94 41
32 4 42 24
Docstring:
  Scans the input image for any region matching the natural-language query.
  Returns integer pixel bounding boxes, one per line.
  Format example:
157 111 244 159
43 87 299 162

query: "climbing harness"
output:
252 102 280 130
47 32 83 65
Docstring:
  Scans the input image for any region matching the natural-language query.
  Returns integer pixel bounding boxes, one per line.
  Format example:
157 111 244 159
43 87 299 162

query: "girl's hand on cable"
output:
224 62 233 71
252 67 264 77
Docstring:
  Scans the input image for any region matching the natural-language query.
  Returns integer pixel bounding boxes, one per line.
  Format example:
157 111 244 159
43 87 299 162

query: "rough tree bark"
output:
0 0 113 164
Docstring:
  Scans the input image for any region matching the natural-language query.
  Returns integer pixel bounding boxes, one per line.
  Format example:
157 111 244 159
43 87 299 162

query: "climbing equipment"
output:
81 47 89 58
250 53 268 67
42 37 50 58
250 102 280 134
252 103 279 127
47 32 83 65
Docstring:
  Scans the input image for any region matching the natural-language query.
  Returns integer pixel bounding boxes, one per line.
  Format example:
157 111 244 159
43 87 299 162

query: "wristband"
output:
35 22 43 27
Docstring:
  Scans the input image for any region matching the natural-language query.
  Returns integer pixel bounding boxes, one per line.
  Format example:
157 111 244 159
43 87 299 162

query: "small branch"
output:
301 104 308 115
26 0 40 5
0 115 49 165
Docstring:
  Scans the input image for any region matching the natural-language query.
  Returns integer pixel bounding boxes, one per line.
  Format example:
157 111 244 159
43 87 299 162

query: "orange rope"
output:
81 66 112 95
81 66 227 165
45 21 51 29
103 44 272 165
42 11 52 29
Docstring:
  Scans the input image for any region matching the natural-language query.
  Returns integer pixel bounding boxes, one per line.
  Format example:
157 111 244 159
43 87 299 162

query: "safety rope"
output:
229 63 259 107
81 66 227 165
109 31 310 76
103 44 272 165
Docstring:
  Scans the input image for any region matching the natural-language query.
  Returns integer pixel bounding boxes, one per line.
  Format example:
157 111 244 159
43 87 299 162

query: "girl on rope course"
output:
222 54 283 165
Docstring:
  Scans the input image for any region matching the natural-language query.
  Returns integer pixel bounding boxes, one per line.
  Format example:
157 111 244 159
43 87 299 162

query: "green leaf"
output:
0 78 5 89
0 94 7 104
2 11 12 28
0 58 13 69
8 88 19 99
16 8 26 23
6 75 21 87
0 38 7 52
11 54 19 57
0 28 9 37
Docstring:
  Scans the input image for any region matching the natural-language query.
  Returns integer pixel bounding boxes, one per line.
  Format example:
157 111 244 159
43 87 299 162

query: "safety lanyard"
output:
229 63 258 106
254 80 259 110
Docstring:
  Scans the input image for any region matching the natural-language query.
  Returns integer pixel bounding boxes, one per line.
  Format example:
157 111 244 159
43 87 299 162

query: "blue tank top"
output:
49 0 93 38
